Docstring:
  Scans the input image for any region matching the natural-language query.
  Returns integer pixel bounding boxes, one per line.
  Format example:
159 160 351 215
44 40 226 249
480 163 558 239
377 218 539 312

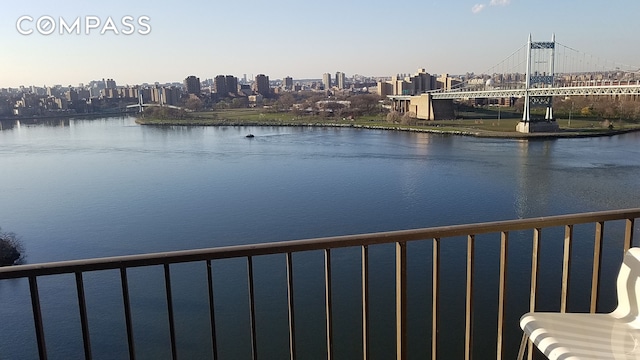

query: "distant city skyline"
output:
2 0 640 88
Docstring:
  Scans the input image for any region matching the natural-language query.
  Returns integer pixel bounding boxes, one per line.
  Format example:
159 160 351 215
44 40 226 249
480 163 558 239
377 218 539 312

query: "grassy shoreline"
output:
135 109 640 139
1 110 134 122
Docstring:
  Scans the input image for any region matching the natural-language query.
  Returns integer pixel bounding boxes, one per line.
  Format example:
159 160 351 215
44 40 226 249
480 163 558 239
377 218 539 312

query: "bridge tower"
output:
138 92 144 113
517 34 560 133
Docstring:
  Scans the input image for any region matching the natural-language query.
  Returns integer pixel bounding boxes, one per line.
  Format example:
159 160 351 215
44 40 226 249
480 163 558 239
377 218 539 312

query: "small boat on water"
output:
246 134 255 138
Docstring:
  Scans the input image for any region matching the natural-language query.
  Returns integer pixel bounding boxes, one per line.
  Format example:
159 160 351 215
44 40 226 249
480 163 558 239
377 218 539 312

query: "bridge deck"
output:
389 84 640 100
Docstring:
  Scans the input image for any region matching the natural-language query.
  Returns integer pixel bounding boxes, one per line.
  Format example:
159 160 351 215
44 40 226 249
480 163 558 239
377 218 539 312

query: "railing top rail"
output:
2 208 639 280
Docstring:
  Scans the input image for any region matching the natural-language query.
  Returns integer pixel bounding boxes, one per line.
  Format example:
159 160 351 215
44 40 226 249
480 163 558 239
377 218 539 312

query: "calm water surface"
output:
1 117 639 359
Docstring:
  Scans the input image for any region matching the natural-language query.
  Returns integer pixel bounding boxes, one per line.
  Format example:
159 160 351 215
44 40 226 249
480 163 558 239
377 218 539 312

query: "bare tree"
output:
350 94 382 115
386 111 402 123
275 93 296 111
401 111 417 125
185 97 204 111
0 228 24 266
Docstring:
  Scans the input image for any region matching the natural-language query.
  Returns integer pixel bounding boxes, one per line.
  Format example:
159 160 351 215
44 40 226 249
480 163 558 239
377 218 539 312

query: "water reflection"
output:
0 116 133 131
514 139 556 218
1 117 640 359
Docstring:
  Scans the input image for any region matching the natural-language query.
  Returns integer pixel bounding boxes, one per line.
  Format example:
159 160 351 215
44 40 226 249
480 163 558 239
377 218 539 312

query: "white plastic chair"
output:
519 247 640 359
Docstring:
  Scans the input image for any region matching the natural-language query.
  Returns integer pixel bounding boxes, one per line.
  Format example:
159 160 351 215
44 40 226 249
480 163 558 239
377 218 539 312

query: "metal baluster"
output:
527 229 541 360
497 231 509 360
324 249 334 360
164 264 177 360
286 253 297 360
247 256 258 360
561 225 573 313
396 242 407 360
590 222 604 313
120 268 135 360
362 246 369 360
29 276 47 360
75 272 92 359
206 260 219 360
432 238 441 360
465 235 475 360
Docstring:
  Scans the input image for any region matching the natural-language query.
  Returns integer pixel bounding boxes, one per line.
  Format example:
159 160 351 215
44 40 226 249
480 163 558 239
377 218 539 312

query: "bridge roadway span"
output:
389 84 640 101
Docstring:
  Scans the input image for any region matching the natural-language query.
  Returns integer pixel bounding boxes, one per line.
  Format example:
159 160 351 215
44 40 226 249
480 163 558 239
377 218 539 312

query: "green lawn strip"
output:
135 109 640 136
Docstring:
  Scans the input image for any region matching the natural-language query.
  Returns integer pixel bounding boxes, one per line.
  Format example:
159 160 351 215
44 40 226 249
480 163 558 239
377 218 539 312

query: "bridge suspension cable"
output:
441 36 640 93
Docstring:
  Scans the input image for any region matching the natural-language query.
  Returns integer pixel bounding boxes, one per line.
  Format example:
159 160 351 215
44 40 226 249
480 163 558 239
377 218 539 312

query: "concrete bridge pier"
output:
389 94 454 120
516 120 560 133
392 98 411 113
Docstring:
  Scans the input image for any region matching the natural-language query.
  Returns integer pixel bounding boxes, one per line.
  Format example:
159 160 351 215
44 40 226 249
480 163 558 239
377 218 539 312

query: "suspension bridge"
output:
388 34 640 132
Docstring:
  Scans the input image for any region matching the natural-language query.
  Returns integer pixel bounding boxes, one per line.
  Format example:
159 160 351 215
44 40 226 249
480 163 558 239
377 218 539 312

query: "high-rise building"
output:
436 73 461 91
322 73 332 90
77 89 91 100
213 75 227 95
162 86 181 105
149 86 181 105
409 68 435 93
104 78 117 89
183 75 201 95
335 72 346 89
150 86 161 103
283 76 293 90
213 75 238 97
101 88 118 98
140 88 152 103
225 75 238 95
65 88 78 102
377 81 394 97
377 68 437 96
254 74 270 96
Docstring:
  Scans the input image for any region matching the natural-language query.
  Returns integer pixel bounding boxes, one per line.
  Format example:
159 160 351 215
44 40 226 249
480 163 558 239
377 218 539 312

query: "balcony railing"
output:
1 208 638 360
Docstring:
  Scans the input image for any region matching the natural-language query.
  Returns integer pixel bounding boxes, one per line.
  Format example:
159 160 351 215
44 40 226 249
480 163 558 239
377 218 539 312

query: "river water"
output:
1 116 639 359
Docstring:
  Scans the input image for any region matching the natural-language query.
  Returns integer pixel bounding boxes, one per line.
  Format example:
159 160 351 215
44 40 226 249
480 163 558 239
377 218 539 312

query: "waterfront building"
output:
139 88 152 103
104 78 117 89
150 86 161 103
213 75 239 97
77 89 91 100
225 75 238 96
183 75 201 95
149 86 180 105
101 88 118 99
65 89 78 102
167 86 181 105
253 74 270 96
119 86 138 100
213 75 227 96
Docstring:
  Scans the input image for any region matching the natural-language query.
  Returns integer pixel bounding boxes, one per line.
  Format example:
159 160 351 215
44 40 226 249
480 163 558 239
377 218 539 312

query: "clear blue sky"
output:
2 0 639 87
